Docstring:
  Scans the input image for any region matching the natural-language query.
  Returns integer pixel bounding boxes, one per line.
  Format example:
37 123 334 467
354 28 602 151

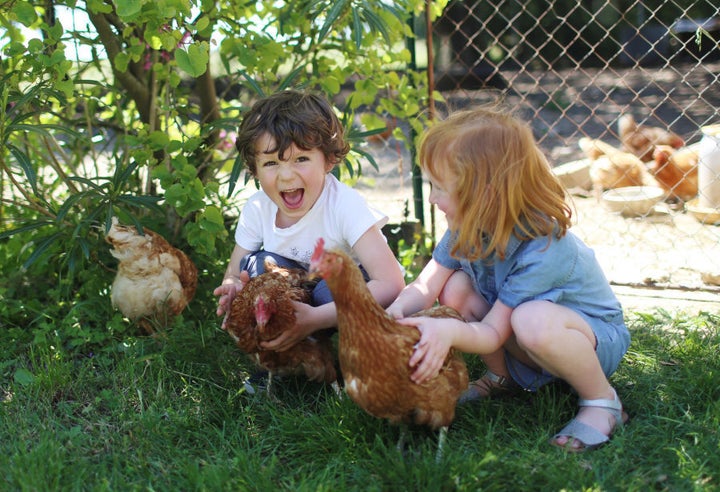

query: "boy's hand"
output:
259 301 315 351
213 270 251 319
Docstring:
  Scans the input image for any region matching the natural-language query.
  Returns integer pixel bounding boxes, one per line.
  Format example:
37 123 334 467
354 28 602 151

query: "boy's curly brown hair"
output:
235 90 350 176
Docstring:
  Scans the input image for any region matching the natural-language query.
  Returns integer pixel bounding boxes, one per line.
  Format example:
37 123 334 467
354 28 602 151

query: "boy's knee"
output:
311 281 334 306
240 251 304 277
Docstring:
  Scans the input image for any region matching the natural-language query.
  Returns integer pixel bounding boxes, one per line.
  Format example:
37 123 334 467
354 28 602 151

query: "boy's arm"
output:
352 225 406 307
386 258 453 318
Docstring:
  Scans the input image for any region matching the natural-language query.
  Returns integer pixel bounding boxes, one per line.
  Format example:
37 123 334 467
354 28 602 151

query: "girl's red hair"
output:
419 107 572 261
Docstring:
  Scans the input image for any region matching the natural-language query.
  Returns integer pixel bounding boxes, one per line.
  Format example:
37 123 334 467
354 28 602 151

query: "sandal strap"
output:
577 390 624 427
484 369 516 388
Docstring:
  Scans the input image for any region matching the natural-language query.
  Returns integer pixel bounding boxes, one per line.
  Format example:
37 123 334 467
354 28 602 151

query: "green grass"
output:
1 308 719 491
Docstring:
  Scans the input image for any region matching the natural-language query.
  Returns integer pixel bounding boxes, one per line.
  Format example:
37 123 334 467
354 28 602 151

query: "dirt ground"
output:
355 145 720 317
353 59 720 315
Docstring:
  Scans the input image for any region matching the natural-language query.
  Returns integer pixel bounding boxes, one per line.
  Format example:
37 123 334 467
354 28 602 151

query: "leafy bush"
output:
1 0 446 354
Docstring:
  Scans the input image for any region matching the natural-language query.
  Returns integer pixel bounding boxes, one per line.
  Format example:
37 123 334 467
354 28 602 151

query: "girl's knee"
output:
511 301 555 348
438 271 490 321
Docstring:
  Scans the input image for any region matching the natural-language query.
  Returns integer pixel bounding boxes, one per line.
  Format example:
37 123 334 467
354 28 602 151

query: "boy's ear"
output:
324 159 337 173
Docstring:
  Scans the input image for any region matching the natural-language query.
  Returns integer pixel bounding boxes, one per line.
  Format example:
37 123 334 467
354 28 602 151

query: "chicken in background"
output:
618 114 684 162
309 238 468 461
222 258 338 394
649 144 699 202
105 217 198 335
579 137 646 198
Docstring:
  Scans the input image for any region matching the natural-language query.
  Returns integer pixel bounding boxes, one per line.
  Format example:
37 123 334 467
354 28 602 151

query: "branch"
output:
87 10 152 122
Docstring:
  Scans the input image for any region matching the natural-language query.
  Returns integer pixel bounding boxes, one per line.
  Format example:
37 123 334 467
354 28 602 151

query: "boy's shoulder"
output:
323 174 364 200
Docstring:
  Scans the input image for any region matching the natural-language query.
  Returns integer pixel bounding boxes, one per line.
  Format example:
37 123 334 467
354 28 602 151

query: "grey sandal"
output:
458 369 519 404
551 389 627 452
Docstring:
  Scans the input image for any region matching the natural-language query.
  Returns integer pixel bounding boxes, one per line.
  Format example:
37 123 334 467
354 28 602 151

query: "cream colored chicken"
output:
579 138 645 198
106 217 198 334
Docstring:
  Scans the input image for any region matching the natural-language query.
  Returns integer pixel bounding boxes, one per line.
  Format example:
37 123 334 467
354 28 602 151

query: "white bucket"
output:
698 124 720 209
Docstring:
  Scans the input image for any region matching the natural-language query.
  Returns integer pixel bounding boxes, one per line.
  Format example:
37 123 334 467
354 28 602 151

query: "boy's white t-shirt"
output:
235 174 388 267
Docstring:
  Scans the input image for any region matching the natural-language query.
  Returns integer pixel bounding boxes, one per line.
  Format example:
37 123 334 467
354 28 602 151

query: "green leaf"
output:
115 0 143 18
14 368 35 386
7 143 38 196
23 233 63 269
0 220 53 240
86 0 113 14
227 153 245 198
148 131 170 150
115 52 130 72
351 8 363 48
196 16 210 33
55 191 92 222
317 0 348 44
175 43 209 77
12 1 38 27
239 70 265 97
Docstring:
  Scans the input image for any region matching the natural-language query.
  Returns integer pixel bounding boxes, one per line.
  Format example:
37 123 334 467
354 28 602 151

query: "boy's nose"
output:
277 162 295 179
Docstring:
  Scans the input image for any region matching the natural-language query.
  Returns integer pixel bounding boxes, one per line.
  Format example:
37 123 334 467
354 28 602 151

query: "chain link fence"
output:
362 0 720 296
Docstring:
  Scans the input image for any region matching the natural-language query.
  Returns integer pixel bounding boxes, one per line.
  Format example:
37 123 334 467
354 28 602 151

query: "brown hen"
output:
105 217 198 335
619 114 684 163
649 145 699 202
309 238 468 460
223 259 337 393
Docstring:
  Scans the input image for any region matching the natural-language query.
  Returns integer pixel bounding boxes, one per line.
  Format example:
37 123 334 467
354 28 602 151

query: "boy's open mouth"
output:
281 188 304 209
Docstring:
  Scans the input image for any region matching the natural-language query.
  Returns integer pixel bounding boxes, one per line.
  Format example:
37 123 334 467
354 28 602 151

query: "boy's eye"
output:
261 160 277 167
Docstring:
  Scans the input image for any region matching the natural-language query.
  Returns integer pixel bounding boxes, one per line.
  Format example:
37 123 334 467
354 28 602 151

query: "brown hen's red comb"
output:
311 238 325 263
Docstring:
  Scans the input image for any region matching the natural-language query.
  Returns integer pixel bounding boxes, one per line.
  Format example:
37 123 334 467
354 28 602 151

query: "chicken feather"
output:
619 114 684 163
105 217 197 334
309 238 468 460
222 259 337 389
649 144 699 202
579 137 646 194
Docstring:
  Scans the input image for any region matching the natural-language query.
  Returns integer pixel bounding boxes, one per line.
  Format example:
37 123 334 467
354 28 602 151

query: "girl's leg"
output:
437 270 491 322
511 300 625 450
439 271 511 397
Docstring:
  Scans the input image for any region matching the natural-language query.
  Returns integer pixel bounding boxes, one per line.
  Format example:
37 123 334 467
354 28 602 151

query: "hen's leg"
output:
435 426 448 463
395 423 408 455
330 380 342 396
266 370 274 396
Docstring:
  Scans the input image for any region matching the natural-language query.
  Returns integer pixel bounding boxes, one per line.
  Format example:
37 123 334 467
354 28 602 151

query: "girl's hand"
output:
398 316 454 384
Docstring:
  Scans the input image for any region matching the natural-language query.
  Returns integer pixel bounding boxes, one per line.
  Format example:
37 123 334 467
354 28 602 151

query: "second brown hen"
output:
223 259 337 393
309 238 468 460
649 145 699 202
619 114 684 163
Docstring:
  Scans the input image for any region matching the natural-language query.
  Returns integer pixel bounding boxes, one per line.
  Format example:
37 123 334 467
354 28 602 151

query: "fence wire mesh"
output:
362 0 720 295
